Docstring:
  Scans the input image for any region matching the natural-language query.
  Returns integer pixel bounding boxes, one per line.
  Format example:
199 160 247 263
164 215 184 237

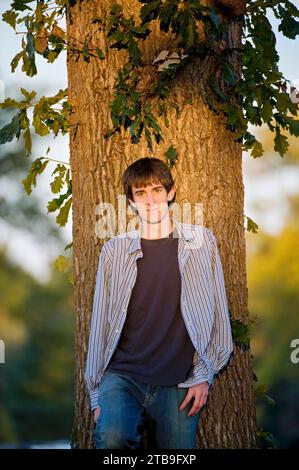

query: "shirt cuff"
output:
177 356 215 388
89 389 100 412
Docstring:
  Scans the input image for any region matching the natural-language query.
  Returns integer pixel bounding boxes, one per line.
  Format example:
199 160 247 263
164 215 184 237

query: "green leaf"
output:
33 109 50 136
127 36 141 65
95 47 105 59
140 0 161 24
251 140 264 158
82 40 90 62
47 51 59 63
260 101 272 122
47 199 60 213
23 127 32 155
144 126 153 152
285 117 299 136
47 187 72 214
0 114 20 144
50 165 67 194
25 32 37 76
274 130 289 156
10 0 34 12
276 92 295 113
231 319 251 346
2 10 18 29
278 6 299 39
243 131 256 150
246 216 259 233
20 88 36 102
131 23 151 38
110 94 124 115
145 113 161 134
165 145 177 168
11 51 23 73
22 158 49 195
56 197 72 227
0 98 20 109
129 114 142 137
19 108 30 130
51 173 65 194
54 255 69 273
64 242 73 251
185 16 196 49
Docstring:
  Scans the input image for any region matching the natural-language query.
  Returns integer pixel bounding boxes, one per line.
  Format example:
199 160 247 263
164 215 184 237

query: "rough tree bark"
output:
66 0 257 448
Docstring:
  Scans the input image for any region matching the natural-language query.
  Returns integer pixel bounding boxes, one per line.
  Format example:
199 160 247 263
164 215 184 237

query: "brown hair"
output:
122 157 176 207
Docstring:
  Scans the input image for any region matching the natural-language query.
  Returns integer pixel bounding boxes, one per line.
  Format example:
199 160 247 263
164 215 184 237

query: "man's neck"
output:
139 213 174 240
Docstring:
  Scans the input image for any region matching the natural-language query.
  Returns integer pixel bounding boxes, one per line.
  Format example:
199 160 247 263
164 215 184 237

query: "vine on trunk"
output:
0 1 298 230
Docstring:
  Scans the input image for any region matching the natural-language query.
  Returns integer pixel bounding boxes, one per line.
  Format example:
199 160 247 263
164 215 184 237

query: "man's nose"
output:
145 193 156 204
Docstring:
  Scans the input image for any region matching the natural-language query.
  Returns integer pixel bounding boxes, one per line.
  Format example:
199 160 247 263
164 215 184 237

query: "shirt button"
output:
122 308 126 313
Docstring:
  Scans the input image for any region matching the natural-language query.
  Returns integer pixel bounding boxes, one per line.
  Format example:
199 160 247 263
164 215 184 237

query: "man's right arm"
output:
85 242 112 412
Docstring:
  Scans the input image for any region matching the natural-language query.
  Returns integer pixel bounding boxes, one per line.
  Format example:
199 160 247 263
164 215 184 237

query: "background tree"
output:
1 0 299 448
0 249 75 444
0 116 74 444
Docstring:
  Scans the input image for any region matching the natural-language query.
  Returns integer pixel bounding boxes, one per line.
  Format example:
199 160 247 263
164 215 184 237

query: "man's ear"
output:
129 198 138 213
167 186 176 202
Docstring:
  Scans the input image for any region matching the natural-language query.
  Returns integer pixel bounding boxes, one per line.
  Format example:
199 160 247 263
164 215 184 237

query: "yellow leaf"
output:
54 255 69 273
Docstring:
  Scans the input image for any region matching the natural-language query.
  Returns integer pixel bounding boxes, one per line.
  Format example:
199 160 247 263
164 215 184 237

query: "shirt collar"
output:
126 215 194 254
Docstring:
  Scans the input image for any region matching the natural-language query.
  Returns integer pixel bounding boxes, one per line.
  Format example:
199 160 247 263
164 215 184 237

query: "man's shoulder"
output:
180 222 216 245
110 229 137 242
100 230 134 250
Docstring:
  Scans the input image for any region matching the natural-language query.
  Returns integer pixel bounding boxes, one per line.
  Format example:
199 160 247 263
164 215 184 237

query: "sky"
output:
0 0 299 279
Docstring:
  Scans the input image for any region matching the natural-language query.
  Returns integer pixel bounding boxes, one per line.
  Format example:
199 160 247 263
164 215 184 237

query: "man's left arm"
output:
179 235 234 416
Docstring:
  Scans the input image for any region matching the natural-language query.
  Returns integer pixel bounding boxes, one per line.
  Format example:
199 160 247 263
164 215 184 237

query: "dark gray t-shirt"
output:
106 227 196 385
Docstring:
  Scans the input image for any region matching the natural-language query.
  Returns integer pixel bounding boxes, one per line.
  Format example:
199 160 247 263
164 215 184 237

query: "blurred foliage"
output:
0 249 74 444
247 193 299 448
0 104 73 443
0 105 63 244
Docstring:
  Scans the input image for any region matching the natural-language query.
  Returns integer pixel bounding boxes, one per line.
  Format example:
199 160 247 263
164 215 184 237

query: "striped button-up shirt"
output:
85 216 234 411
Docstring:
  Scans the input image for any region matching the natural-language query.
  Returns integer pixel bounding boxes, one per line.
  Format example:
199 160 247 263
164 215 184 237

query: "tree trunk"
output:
66 0 257 448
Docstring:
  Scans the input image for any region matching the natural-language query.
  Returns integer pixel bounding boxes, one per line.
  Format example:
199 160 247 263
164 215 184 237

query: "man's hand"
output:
93 406 101 424
179 382 209 417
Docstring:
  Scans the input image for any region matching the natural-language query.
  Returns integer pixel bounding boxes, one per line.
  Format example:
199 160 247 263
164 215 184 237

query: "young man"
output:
85 157 233 449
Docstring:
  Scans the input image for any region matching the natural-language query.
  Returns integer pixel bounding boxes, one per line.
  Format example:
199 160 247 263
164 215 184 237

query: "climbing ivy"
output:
1 0 299 229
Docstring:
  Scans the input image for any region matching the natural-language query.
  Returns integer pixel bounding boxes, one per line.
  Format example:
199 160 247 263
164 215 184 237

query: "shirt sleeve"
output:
179 234 234 388
208 234 234 375
84 242 112 411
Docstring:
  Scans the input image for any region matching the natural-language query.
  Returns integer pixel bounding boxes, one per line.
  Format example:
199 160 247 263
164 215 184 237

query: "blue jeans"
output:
92 370 203 449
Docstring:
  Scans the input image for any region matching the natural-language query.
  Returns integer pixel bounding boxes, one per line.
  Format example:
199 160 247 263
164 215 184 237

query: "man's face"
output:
129 182 176 224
